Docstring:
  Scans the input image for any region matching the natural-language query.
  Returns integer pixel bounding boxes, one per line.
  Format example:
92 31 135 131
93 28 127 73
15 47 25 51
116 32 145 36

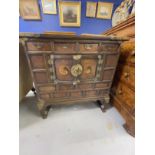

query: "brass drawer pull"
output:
124 72 129 78
35 43 43 49
63 45 68 49
118 89 123 95
84 44 92 50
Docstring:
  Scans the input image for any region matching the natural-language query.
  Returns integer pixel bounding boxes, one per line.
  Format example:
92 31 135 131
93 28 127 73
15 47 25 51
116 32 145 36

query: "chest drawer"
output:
115 83 134 114
116 64 135 89
79 43 99 53
120 65 135 89
27 41 51 51
101 43 119 52
38 85 55 93
54 42 76 53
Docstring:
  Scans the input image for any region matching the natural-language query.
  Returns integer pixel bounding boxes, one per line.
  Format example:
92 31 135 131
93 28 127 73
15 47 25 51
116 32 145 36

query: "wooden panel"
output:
95 82 109 89
110 95 122 113
30 55 45 69
115 83 134 113
27 41 51 51
79 43 99 53
71 91 81 98
102 70 114 80
53 92 68 98
101 43 119 52
34 72 48 83
80 59 97 80
59 84 74 90
120 65 135 89
105 54 118 67
78 83 93 89
40 94 50 100
39 85 55 93
55 59 74 81
54 42 76 53
86 90 97 96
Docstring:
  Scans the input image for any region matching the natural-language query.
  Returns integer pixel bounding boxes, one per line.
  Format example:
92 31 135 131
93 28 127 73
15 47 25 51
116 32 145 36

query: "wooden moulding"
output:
102 15 135 38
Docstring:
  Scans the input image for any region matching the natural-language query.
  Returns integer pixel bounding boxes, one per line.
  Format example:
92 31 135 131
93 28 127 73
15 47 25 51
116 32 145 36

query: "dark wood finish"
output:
20 33 126 119
102 15 135 137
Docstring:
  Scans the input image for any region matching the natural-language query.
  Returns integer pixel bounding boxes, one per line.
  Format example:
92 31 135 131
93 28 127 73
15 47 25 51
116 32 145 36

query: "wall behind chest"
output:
19 0 123 35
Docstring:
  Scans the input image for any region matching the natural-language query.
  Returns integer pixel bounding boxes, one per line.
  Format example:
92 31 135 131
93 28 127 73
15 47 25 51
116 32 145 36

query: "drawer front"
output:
30 55 46 69
38 85 55 93
104 54 119 68
115 83 134 113
95 82 110 89
79 43 99 53
120 65 135 89
101 43 119 52
54 42 76 53
34 72 49 83
39 89 108 101
102 69 115 81
27 41 51 51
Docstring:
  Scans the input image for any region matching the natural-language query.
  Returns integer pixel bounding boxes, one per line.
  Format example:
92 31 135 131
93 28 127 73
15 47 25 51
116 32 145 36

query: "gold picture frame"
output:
41 0 57 14
58 1 81 27
19 0 41 20
86 2 97 18
97 2 113 19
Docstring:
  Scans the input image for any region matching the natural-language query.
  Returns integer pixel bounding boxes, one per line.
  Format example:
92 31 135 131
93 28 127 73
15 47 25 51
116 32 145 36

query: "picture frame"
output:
96 2 114 19
86 1 97 18
41 0 57 14
19 0 41 20
58 1 81 27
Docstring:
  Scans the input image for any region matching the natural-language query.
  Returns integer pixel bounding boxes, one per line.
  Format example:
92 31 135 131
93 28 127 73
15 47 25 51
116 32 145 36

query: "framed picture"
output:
58 1 81 27
97 2 113 19
86 2 97 18
19 0 41 20
41 0 57 14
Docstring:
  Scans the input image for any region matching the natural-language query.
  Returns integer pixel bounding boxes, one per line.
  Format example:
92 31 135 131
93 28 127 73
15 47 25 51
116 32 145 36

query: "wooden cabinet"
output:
102 15 135 136
20 33 126 118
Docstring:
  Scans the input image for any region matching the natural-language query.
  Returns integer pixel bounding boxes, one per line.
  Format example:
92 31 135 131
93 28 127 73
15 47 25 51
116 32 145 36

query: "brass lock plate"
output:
71 64 83 77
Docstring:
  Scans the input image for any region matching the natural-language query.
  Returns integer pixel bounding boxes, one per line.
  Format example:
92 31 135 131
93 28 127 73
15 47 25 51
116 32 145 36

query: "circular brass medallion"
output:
71 64 83 77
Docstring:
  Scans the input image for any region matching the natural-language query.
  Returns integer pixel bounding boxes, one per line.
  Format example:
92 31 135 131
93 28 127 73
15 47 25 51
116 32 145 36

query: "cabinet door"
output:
48 54 102 83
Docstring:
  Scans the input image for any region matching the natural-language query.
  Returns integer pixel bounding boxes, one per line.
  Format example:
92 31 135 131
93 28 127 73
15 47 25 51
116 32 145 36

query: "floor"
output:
19 92 135 155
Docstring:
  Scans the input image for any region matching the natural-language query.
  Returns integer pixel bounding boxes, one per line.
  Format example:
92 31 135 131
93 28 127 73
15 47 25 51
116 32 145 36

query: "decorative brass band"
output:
49 54 56 81
95 54 104 80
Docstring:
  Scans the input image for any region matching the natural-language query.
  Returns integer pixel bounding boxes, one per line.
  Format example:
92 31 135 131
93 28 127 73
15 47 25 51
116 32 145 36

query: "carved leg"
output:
31 87 36 95
41 105 52 119
37 100 52 119
97 95 111 112
40 109 48 119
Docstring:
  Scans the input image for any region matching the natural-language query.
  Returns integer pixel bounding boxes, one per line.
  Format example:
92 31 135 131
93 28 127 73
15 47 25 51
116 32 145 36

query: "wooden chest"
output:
20 33 126 118
102 15 135 136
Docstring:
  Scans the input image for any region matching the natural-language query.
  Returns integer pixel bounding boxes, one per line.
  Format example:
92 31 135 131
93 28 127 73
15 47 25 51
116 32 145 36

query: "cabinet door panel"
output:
30 55 45 69
105 54 118 68
34 72 48 83
80 59 97 80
